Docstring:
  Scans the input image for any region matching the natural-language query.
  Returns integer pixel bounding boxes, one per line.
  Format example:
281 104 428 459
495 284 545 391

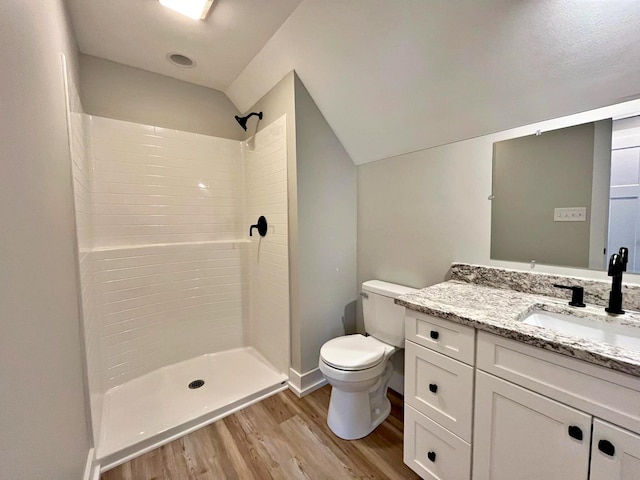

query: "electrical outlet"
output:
554 207 587 222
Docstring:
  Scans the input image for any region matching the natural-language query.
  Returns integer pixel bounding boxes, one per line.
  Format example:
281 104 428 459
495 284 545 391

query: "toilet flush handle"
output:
359 292 369 299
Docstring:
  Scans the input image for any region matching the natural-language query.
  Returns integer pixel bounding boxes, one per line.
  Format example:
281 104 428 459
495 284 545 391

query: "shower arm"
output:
234 111 263 131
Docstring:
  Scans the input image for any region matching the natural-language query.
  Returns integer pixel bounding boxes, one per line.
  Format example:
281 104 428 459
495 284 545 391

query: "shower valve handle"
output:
250 216 268 237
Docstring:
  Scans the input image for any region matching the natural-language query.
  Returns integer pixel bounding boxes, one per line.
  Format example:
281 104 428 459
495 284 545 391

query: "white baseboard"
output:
288 367 327 397
83 448 100 480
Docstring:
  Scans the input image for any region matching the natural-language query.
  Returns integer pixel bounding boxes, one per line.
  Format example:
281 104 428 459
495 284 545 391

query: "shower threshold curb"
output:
98 380 287 472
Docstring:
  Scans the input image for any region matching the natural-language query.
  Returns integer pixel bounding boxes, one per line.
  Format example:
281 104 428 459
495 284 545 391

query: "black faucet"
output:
553 284 586 307
605 247 628 315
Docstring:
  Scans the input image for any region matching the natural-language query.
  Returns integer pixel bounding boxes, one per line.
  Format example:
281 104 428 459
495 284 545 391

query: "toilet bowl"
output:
319 334 397 439
319 280 416 440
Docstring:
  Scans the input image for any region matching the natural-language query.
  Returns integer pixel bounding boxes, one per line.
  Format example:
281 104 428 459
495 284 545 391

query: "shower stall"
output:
64 69 289 470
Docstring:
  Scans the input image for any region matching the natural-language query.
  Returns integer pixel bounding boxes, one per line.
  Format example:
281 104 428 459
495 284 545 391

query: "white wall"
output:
242 72 357 378
357 100 640 394
80 54 244 141
242 73 302 371
0 1 90 478
89 116 244 246
93 241 248 388
85 116 250 389
227 1 640 166
74 115 290 393
66 63 104 447
358 100 640 329
244 116 290 374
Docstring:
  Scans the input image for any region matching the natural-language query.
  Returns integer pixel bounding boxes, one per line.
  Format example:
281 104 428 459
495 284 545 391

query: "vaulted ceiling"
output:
66 0 303 91
67 1 640 165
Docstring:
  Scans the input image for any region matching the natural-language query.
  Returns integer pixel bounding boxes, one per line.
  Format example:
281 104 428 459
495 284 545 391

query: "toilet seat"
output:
320 334 389 371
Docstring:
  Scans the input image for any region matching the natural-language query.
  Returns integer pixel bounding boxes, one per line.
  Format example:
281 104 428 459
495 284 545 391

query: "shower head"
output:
235 111 263 131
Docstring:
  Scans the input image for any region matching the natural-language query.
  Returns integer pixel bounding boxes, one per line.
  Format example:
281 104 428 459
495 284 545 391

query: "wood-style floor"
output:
101 385 420 480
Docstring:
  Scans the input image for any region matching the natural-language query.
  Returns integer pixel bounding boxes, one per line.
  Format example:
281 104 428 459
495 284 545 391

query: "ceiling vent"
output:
167 53 196 68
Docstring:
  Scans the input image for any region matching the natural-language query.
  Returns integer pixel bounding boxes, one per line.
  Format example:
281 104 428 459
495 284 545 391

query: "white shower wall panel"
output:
88 116 243 247
245 115 290 375
66 69 103 444
93 241 249 389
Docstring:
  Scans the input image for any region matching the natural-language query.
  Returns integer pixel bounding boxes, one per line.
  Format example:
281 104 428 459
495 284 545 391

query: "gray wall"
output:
491 122 596 268
0 1 90 479
80 54 243 139
294 76 357 374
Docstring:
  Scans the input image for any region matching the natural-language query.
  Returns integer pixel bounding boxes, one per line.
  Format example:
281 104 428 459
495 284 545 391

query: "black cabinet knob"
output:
430 330 439 340
598 439 615 457
427 451 436 462
568 426 583 441
429 383 438 393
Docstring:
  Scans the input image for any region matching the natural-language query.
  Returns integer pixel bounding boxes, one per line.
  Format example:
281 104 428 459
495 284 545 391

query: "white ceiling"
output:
67 0 640 166
66 0 303 91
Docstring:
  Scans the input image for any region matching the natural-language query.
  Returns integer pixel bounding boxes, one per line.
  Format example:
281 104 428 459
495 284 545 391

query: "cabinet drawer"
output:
477 331 640 435
404 404 471 480
405 340 474 442
405 311 475 365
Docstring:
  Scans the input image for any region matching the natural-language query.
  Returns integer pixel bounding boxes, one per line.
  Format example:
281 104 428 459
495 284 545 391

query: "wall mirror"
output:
490 112 640 274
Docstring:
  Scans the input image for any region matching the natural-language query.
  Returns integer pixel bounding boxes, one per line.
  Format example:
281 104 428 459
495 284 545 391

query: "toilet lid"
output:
320 334 387 371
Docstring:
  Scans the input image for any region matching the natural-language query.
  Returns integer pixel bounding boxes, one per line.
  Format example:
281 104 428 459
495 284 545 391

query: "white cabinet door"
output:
591 418 640 479
472 371 591 480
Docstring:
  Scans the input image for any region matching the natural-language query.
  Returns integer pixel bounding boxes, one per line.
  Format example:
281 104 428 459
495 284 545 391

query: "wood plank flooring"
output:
101 385 420 480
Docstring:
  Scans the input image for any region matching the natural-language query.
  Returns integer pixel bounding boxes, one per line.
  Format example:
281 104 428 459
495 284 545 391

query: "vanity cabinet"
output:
403 311 475 479
403 311 640 480
473 369 640 480
473 370 591 480
473 331 640 480
591 419 640 480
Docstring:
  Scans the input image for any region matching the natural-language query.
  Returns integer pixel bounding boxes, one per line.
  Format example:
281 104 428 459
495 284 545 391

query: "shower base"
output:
97 347 288 471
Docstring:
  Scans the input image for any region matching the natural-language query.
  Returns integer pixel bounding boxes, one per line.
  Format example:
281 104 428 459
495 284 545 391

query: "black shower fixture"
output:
235 111 263 131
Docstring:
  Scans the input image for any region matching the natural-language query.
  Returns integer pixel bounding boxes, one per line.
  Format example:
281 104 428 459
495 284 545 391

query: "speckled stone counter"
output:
396 278 640 377
450 262 640 311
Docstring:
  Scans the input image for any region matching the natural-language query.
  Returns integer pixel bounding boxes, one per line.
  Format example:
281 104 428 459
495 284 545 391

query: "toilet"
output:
319 280 417 440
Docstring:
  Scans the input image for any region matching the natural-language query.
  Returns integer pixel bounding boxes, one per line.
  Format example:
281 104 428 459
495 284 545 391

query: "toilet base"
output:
326 361 394 440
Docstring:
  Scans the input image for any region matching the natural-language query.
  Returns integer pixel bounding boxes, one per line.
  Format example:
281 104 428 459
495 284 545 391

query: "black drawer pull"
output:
427 451 436 462
598 439 615 456
429 383 438 393
430 330 439 340
568 426 583 441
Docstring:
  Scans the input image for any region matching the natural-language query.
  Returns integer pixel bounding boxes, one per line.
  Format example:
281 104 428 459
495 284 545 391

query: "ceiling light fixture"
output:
159 0 215 20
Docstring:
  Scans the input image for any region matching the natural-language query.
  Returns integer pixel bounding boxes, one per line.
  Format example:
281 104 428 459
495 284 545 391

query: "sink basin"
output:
522 310 640 351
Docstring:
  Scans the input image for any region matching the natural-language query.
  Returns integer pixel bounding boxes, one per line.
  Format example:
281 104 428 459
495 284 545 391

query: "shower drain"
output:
188 379 205 389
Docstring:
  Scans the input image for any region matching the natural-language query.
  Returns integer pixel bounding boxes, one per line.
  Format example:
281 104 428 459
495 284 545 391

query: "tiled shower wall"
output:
94 241 248 388
244 116 290 374
89 116 244 247
67 112 289 410
87 117 251 389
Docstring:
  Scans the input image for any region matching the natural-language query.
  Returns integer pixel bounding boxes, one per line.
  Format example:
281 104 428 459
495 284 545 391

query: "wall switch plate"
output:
554 207 587 222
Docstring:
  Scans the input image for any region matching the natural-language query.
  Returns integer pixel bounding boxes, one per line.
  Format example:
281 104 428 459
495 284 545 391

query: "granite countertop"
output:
396 280 640 377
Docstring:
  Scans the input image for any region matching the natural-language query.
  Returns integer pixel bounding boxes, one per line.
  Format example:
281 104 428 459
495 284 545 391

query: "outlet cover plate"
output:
554 207 587 222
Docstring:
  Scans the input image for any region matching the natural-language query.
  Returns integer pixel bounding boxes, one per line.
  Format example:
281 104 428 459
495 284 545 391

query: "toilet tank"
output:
362 280 417 348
